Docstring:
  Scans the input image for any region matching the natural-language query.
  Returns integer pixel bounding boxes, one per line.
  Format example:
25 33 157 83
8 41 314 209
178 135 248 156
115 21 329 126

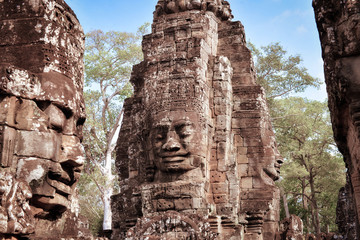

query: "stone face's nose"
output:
59 135 84 167
162 132 181 151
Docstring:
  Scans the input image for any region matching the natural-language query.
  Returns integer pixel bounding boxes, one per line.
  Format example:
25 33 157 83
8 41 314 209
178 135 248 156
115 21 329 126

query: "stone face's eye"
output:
44 104 67 131
153 127 167 141
175 123 193 138
156 133 165 140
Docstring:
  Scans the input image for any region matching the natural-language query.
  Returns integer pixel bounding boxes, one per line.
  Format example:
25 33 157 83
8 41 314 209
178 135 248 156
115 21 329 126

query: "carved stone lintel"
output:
126 211 218 240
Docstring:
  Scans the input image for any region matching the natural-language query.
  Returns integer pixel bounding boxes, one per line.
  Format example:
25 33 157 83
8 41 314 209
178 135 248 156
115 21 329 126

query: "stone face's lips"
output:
160 150 188 157
162 156 186 163
34 193 69 212
47 178 72 196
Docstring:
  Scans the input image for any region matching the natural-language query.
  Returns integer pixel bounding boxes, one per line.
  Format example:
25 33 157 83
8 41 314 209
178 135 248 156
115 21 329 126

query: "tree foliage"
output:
78 24 149 235
250 42 346 234
248 42 321 101
273 98 345 233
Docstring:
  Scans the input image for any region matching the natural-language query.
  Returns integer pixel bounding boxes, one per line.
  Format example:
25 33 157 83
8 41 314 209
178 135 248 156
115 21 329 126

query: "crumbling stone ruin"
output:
0 0 91 239
276 215 303 240
112 0 283 239
313 0 360 239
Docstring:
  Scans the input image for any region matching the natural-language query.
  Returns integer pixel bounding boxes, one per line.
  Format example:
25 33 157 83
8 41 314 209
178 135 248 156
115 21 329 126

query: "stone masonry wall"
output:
112 1 282 239
313 0 360 239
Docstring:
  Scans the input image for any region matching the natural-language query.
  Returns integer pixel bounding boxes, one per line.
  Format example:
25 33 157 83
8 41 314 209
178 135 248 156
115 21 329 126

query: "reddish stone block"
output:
210 171 227 183
15 130 60 160
174 198 193 210
0 96 17 126
234 134 244 146
213 194 228 204
237 147 247 155
212 183 228 194
237 154 249 164
0 126 16 168
157 199 175 211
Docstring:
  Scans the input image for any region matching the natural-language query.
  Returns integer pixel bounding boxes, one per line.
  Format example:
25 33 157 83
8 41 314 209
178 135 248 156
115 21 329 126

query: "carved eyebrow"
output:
153 123 170 129
173 120 193 127
151 125 170 135
174 121 194 131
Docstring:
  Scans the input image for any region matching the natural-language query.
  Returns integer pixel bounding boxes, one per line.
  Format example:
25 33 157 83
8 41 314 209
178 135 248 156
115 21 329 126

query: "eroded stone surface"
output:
112 0 282 239
0 172 34 236
276 215 303 240
0 0 90 239
126 211 218 240
313 1 360 239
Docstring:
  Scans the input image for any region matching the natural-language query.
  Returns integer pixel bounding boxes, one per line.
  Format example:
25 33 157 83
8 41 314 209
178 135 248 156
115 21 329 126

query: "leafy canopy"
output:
248 42 321 100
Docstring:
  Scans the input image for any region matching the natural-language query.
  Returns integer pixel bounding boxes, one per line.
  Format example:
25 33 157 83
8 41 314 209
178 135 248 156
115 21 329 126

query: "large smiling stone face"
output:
0 70 85 217
148 111 208 182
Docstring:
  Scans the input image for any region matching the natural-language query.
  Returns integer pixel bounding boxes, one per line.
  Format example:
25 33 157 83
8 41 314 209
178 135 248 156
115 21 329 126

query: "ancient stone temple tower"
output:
112 0 282 239
0 0 90 239
313 0 360 238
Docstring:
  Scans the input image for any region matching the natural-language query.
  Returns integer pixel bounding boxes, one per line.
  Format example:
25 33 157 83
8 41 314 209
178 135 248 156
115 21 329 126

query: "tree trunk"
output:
309 170 321 234
280 188 290 218
301 179 310 233
103 185 113 230
103 150 114 231
102 111 123 231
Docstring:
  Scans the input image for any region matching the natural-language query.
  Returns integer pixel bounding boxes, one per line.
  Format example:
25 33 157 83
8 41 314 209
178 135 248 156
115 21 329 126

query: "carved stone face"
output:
149 111 207 181
0 70 85 215
263 137 283 181
26 112 84 214
263 158 283 181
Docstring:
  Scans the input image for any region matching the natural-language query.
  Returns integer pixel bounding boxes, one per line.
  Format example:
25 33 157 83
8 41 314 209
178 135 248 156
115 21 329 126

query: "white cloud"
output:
271 8 313 23
296 25 308 34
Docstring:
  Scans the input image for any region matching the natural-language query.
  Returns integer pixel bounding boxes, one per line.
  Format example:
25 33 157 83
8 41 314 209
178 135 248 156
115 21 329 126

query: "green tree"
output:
273 98 345 233
78 24 149 234
249 42 346 234
248 42 321 102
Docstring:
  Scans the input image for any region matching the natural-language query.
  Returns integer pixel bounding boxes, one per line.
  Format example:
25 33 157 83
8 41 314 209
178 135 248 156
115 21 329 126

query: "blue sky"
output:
66 0 327 101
